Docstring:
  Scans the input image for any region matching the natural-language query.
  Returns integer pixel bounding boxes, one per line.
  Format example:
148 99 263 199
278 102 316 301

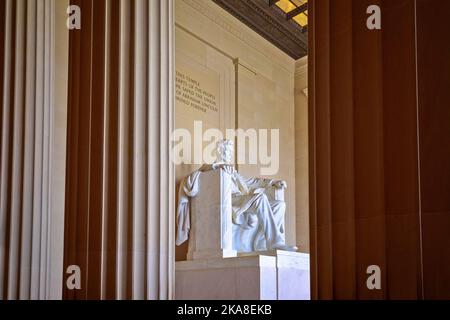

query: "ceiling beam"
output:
268 0 278 6
286 3 307 20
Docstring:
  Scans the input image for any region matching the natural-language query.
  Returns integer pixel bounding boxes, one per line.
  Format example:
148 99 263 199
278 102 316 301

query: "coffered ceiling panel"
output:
212 0 308 59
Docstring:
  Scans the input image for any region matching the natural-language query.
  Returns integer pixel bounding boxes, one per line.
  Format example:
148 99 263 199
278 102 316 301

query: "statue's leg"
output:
270 200 286 242
249 193 285 249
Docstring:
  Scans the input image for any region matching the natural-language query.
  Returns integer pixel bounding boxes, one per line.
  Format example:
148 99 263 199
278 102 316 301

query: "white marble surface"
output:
175 251 310 300
274 251 310 300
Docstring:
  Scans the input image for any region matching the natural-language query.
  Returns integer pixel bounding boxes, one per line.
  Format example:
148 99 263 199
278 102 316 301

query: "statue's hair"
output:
216 139 234 162
216 139 234 150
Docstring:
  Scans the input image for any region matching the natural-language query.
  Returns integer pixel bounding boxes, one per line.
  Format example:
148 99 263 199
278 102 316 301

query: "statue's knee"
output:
260 193 270 203
254 193 269 206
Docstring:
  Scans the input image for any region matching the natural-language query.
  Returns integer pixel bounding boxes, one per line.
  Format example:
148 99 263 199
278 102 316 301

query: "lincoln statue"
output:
176 139 297 253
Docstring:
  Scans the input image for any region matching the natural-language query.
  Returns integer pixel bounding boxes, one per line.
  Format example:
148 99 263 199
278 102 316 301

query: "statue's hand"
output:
272 180 287 189
212 163 236 174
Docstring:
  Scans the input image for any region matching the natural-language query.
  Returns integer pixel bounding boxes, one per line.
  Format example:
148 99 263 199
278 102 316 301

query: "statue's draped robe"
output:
175 167 286 250
175 171 201 246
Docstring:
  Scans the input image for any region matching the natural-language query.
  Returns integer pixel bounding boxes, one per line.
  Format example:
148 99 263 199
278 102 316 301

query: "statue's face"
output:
217 140 233 164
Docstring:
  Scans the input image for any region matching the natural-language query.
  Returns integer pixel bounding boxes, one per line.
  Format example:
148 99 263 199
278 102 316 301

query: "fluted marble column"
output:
309 0 422 300
64 0 175 300
0 0 69 300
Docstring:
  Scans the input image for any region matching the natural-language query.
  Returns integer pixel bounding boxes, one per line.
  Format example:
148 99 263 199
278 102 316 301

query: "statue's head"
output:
216 139 234 164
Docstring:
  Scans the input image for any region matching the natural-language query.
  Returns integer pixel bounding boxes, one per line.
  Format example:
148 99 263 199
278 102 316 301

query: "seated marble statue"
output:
176 139 297 253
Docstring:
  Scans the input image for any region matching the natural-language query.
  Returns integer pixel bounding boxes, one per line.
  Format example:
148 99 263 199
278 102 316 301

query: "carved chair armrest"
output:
264 186 285 202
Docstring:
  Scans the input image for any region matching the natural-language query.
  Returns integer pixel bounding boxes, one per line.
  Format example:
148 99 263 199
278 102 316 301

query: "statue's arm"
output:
243 177 272 188
242 176 287 190
198 163 235 174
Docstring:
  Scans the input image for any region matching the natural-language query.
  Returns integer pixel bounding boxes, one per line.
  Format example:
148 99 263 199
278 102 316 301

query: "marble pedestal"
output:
175 251 310 300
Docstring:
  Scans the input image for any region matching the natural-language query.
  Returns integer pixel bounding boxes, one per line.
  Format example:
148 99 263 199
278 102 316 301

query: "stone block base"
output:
175 251 310 300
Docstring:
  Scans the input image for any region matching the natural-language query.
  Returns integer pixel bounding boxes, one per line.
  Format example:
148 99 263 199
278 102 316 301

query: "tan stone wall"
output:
235 59 296 248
